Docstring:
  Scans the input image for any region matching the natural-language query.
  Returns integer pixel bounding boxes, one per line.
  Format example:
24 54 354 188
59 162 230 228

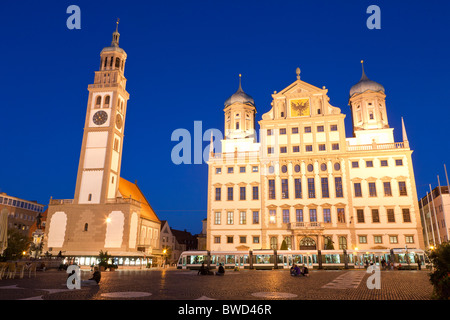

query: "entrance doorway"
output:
299 237 316 250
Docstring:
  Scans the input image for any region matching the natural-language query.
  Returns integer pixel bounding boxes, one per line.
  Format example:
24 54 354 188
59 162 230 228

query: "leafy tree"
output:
280 240 288 250
428 242 450 300
98 250 111 268
1 229 31 261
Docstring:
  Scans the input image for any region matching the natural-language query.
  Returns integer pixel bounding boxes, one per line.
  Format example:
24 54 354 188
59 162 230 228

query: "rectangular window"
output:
293 146 300 153
227 211 234 224
214 212 221 224
305 145 313 152
399 181 407 196
240 186 246 200
239 166 246 173
252 166 259 172
390 236 398 244
240 236 247 244
357 209 365 223
332 143 339 151
296 209 303 222
239 211 246 224
337 208 345 223
253 236 260 244
372 209 380 223
354 183 362 197
215 187 221 201
405 236 414 243
267 129 273 136
308 178 315 198
330 124 338 131
366 160 373 167
321 177 329 198
268 179 275 199
269 210 276 224
227 187 233 201
323 208 331 223
335 177 343 197
252 186 259 200
309 209 317 222
282 179 289 199
228 167 234 173
374 236 382 244
268 147 274 154
387 209 395 222
359 236 367 244
384 182 392 196
280 128 286 135
317 125 324 132
252 211 259 224
283 209 290 224
227 236 233 244
304 126 312 133
352 161 359 168
319 144 326 151
295 178 302 199
214 236 221 244
395 159 403 166
380 160 388 167
402 208 411 222
292 127 299 134
369 182 377 197
280 146 287 153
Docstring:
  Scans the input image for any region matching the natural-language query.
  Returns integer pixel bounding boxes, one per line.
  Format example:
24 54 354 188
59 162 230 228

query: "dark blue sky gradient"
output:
1 1 449 234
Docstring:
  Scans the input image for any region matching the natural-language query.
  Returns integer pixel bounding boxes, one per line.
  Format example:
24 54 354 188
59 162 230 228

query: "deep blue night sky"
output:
1 1 449 234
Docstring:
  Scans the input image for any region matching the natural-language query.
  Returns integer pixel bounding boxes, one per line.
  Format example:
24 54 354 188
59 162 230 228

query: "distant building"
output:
197 218 207 250
160 220 186 265
0 192 45 237
419 185 450 247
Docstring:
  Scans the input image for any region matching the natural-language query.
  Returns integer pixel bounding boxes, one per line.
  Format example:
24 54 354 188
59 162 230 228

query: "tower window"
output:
104 57 108 68
84 223 88 232
88 194 92 201
369 112 374 120
95 96 102 107
115 57 121 69
110 57 113 67
236 122 239 130
104 95 110 107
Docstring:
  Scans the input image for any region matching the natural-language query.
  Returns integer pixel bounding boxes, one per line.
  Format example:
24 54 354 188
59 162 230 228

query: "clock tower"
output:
74 20 129 205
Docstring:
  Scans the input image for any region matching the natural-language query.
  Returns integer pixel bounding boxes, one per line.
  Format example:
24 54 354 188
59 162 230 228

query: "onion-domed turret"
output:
224 74 255 107
349 60 384 97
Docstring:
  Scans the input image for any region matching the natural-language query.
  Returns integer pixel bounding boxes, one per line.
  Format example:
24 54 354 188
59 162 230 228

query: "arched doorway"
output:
299 236 316 250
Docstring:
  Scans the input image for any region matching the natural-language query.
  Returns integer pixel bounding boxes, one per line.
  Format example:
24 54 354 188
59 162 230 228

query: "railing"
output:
347 142 405 151
210 151 260 161
288 222 324 230
49 199 73 205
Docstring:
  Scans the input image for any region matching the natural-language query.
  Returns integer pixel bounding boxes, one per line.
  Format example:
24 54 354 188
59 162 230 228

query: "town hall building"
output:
206 64 424 252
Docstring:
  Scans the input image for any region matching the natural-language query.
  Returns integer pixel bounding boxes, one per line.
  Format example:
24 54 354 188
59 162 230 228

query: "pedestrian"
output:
198 262 208 275
416 255 421 271
215 263 225 276
381 258 386 270
81 266 101 286
290 264 300 276
301 265 309 277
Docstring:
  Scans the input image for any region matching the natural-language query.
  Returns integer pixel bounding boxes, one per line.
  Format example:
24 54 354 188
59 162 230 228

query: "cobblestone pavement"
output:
0 267 434 301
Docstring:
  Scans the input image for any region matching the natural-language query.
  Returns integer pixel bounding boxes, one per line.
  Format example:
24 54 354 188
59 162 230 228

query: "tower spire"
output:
360 60 368 81
111 18 120 47
238 74 242 91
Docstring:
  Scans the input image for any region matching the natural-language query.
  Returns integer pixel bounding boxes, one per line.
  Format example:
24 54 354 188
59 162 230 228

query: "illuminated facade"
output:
207 64 424 252
42 24 161 266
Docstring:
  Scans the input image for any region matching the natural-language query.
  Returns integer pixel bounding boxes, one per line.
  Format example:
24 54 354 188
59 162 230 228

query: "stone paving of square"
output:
0 267 434 300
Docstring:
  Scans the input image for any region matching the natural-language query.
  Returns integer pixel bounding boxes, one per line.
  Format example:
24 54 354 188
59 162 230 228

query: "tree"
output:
428 242 450 300
0 229 31 261
280 240 288 250
98 250 111 269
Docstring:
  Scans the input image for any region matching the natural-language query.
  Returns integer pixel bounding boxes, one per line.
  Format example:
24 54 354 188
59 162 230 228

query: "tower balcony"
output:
346 141 406 152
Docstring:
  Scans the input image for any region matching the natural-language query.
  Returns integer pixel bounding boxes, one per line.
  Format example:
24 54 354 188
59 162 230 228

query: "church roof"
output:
118 177 160 223
350 61 385 97
224 74 255 107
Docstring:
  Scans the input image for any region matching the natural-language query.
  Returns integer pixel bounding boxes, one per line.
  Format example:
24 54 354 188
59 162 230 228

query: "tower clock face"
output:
93 111 108 125
115 114 123 129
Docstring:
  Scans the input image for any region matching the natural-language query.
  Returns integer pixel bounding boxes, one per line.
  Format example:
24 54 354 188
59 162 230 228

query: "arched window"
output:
95 96 102 108
88 194 92 201
299 237 316 250
284 237 292 250
115 57 121 69
236 122 239 130
110 57 113 67
104 95 110 107
104 57 108 68
84 223 88 232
